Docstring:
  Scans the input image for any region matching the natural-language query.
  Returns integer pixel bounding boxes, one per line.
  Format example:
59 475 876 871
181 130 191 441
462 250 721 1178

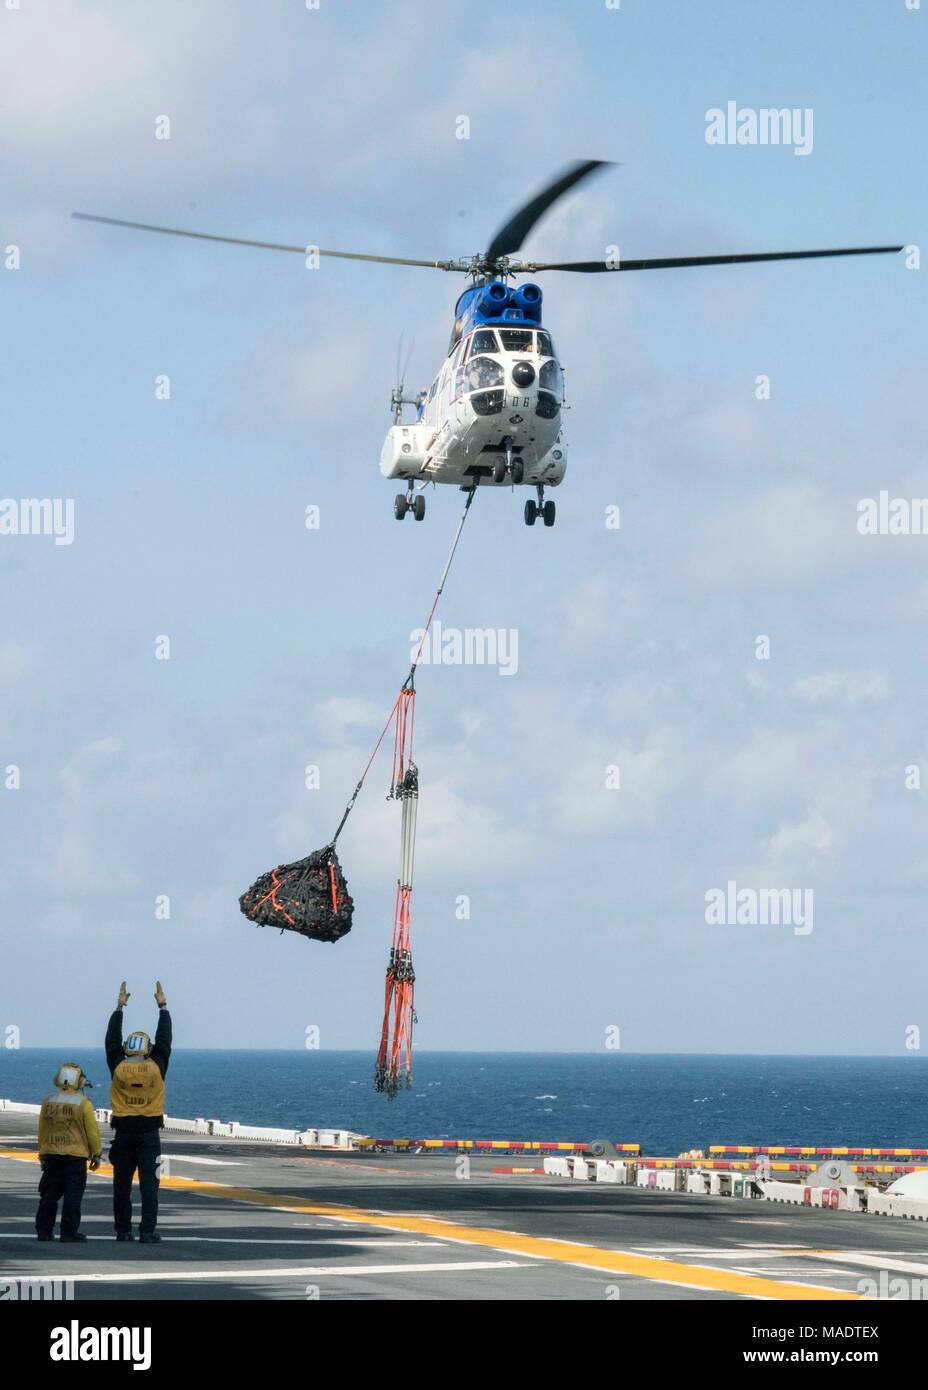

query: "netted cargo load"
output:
239 846 353 943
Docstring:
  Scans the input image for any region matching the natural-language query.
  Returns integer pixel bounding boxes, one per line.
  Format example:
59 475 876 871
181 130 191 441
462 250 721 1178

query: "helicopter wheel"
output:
524 499 537 527
511 459 525 485
492 459 507 485
542 500 556 527
394 494 409 521
413 494 426 522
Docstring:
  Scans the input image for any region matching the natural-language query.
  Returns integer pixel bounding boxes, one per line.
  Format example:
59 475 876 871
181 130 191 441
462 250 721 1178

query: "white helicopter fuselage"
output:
380 321 567 490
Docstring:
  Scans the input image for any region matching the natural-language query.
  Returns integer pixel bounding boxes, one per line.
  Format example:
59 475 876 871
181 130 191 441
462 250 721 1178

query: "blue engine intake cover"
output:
454 281 543 335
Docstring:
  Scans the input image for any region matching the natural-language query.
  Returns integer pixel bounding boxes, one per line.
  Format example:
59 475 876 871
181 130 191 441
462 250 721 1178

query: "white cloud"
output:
713 730 813 806
556 726 683 835
34 737 211 897
689 483 860 589
0 643 57 732
768 809 836 867
791 671 890 705
46 824 137 895
272 745 531 890
58 738 210 809
1 4 281 186
313 696 390 738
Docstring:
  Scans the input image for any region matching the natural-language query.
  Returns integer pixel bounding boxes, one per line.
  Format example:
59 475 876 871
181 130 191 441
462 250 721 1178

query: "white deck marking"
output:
733 1266 862 1277
657 1248 928 1280
733 1218 798 1226
160 1155 243 1167
630 1251 805 1262
165 1237 444 1247
249 1260 535 1277
812 1251 928 1277
634 1244 928 1275
0 1233 443 1247
24 1260 533 1282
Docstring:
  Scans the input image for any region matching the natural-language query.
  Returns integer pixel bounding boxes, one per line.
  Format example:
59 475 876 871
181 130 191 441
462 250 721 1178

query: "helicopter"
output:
73 161 901 528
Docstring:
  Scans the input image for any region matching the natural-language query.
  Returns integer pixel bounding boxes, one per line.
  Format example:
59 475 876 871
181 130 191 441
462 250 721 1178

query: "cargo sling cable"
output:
240 489 478 1094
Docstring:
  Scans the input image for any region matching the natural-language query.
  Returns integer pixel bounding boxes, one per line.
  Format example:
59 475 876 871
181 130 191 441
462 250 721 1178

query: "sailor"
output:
35 1063 102 1241
106 980 172 1243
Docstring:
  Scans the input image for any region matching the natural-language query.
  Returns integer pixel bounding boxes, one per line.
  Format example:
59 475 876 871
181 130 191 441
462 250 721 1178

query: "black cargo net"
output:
239 846 353 944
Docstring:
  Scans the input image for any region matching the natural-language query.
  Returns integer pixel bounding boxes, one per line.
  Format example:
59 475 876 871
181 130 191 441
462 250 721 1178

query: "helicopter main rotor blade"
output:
484 159 613 265
523 245 904 273
71 212 453 269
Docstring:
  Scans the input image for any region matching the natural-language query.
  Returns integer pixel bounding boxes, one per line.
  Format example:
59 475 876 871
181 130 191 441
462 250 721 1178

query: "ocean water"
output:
1 1051 925 1154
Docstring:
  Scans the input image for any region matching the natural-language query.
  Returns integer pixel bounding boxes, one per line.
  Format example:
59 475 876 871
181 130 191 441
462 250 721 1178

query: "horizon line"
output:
4 1048 926 1059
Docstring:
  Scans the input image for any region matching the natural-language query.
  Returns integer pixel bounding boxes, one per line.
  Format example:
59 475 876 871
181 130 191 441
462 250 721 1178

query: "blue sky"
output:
1 0 926 1055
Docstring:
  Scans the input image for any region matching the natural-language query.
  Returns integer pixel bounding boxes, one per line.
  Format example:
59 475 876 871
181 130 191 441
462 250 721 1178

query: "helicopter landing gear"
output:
394 485 426 521
504 441 525 486
494 443 525 486
524 484 555 528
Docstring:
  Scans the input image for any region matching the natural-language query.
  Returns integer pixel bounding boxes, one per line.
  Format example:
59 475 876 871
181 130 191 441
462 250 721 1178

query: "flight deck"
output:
3 1111 928 1302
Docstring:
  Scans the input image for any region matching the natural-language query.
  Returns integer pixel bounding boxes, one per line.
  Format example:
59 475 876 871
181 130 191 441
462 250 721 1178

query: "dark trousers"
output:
110 1129 161 1235
36 1155 87 1237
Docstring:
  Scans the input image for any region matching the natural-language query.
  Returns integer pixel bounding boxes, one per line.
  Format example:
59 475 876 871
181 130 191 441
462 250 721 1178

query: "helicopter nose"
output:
511 361 535 388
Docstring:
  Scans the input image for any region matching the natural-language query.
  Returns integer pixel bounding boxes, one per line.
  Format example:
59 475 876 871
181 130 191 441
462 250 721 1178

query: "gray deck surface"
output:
3 1113 927 1300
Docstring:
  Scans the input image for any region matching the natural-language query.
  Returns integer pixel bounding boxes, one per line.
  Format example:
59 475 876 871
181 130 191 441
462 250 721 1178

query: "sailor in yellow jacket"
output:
106 980 172 1243
35 1063 102 1241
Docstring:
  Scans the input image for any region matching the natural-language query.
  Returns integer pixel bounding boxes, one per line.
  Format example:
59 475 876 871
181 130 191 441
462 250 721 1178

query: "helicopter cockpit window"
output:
539 359 564 400
471 389 504 417
471 329 500 354
536 330 554 358
499 328 534 353
465 356 505 392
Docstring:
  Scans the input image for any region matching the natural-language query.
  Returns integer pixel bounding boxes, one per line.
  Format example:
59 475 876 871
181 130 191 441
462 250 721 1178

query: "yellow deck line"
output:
0 1147 858 1301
